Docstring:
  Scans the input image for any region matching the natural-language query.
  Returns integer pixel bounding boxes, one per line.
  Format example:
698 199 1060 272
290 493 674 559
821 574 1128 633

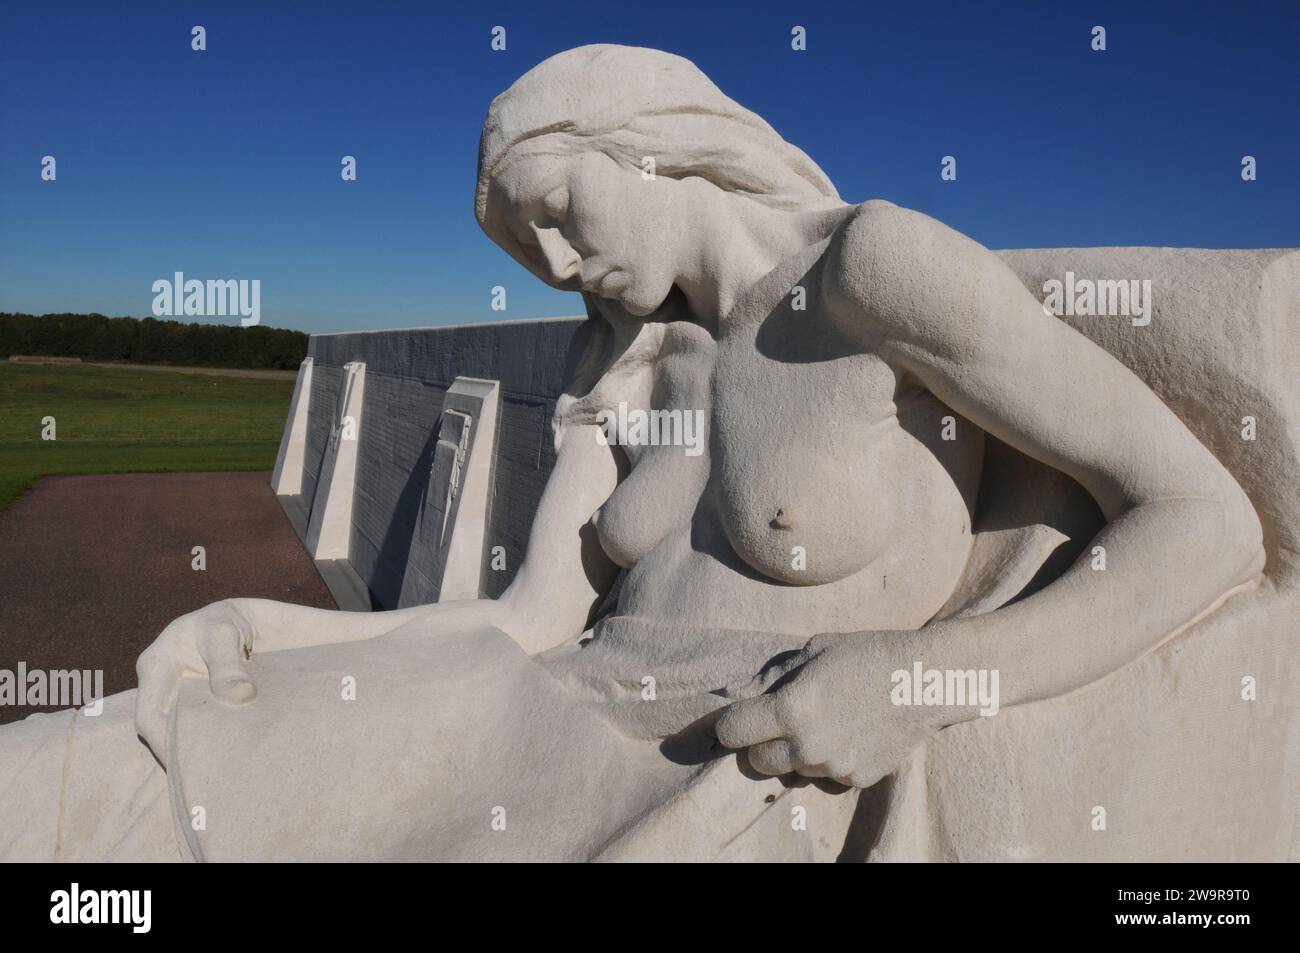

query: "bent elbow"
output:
1221 485 1267 582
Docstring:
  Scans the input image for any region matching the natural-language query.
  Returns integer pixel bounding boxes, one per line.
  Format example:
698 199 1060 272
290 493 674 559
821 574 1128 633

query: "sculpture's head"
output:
476 44 841 319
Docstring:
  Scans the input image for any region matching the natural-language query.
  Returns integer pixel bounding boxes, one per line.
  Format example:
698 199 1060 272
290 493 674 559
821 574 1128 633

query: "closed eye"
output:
541 185 569 223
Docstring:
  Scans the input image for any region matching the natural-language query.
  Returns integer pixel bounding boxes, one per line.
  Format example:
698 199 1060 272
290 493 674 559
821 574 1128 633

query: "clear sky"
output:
1 0 1296 333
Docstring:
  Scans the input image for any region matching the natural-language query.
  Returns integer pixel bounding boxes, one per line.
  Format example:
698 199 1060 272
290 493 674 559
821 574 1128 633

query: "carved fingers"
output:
713 636 935 789
134 600 256 759
196 607 256 703
714 673 833 780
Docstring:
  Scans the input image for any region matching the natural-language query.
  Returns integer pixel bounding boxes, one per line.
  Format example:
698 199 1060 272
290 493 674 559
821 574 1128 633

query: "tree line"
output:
0 313 309 370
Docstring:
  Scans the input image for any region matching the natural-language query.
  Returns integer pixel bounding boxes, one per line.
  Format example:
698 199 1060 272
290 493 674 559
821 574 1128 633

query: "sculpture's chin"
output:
598 274 679 319
620 286 692 322
619 295 659 318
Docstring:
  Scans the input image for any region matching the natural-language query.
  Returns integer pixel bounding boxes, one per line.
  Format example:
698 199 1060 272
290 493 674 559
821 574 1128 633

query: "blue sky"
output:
1 0 1296 333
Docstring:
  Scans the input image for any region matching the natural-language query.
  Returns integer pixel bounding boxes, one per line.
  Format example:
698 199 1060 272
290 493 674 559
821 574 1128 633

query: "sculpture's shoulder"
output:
820 200 889 321
821 199 976 344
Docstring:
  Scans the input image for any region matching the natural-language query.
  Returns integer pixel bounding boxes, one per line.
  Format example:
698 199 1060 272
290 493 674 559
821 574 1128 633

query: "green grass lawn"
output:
0 362 293 512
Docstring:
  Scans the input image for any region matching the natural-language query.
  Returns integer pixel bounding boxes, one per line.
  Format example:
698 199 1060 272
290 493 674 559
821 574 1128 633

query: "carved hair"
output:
475 45 841 448
475 44 841 247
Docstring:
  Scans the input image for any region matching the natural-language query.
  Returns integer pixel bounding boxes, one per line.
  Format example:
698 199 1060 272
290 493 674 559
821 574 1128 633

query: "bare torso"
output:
594 221 984 637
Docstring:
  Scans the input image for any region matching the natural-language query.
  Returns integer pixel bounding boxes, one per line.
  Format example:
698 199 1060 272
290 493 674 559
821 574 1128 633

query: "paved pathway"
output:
0 472 336 724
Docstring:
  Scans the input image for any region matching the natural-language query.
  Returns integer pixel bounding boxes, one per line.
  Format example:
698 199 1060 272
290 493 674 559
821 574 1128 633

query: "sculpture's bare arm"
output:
135 423 620 755
489 422 624 652
838 201 1264 695
715 200 1265 787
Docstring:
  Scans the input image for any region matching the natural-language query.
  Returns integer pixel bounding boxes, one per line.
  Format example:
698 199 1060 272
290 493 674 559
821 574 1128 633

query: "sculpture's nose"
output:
532 224 581 283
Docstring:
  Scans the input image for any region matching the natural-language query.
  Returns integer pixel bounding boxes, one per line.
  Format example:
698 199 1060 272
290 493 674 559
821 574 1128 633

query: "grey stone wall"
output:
305 317 584 608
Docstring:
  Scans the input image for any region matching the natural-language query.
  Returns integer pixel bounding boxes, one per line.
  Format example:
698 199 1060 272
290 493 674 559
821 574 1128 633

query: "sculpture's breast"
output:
711 331 905 585
592 322 714 568
597 257 981 600
710 273 980 588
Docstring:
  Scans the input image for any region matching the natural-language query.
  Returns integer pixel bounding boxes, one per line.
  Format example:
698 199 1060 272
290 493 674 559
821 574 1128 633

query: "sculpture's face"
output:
491 151 682 318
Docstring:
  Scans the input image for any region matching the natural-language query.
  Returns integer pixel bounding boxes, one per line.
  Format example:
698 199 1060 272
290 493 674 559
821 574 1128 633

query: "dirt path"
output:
0 472 335 724
84 362 299 380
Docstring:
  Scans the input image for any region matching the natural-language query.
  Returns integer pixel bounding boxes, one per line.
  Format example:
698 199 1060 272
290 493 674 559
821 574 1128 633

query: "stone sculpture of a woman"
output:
1 45 1287 862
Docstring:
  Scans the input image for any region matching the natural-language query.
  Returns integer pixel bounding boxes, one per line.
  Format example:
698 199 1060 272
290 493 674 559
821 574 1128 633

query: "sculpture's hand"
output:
135 599 257 758
714 633 936 789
